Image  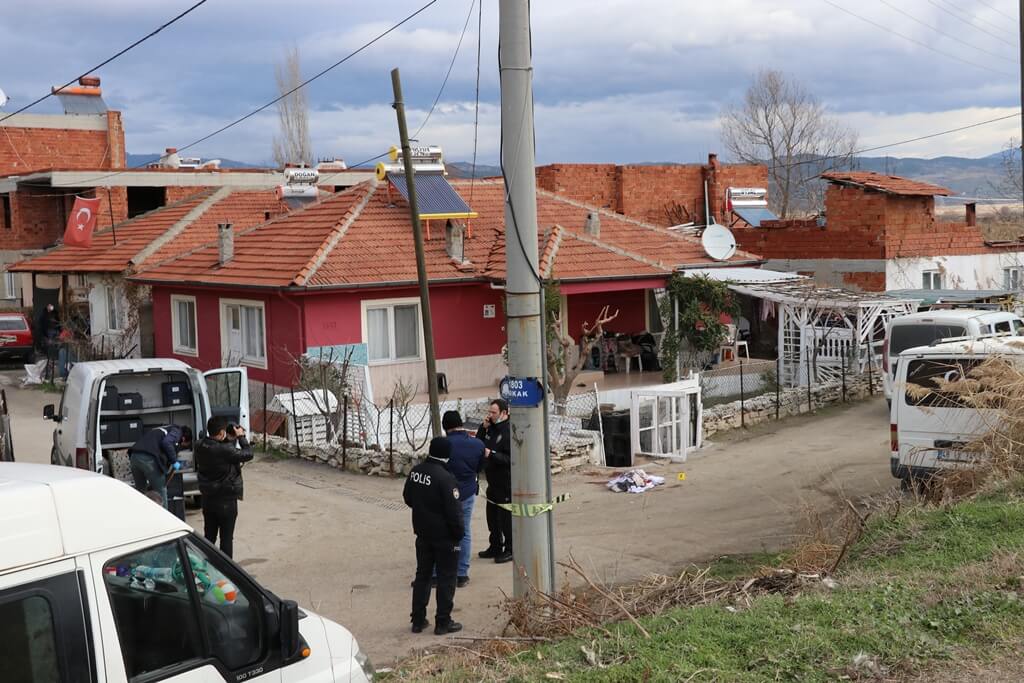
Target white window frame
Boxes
[170,294,199,357]
[219,298,267,369]
[2,268,17,300]
[361,297,424,365]
[1004,267,1021,291]
[921,270,943,291]
[105,284,125,332]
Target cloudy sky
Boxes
[1,0,1019,165]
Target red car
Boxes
[0,312,34,361]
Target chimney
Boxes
[445,220,465,262]
[159,147,181,169]
[218,223,234,265]
[584,212,600,237]
[966,202,977,227]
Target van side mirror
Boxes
[43,404,55,421]
[279,599,302,660]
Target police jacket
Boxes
[129,425,182,474]
[195,436,253,500]
[446,431,486,500]
[476,419,511,490]
[403,456,464,543]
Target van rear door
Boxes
[897,355,988,473]
[202,368,250,433]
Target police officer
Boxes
[476,399,512,563]
[129,424,192,509]
[403,437,464,635]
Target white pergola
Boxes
[726,280,920,387]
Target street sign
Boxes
[499,376,545,408]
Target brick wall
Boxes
[5,186,128,249]
[0,112,125,174]
[841,272,886,291]
[165,186,214,203]
[536,156,768,227]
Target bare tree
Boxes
[721,70,858,218]
[993,137,1022,198]
[272,46,313,167]
[547,305,619,405]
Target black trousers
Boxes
[485,486,513,554]
[411,536,458,626]
[202,496,238,558]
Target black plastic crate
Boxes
[98,419,117,443]
[119,417,143,444]
[117,392,143,411]
[101,385,119,411]
[161,381,190,407]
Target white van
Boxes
[883,310,1024,401]
[43,359,251,502]
[889,337,1021,484]
[0,463,373,681]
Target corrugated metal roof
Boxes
[387,173,475,218]
[682,267,805,284]
[269,390,338,416]
[733,206,778,228]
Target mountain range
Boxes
[127,152,1016,198]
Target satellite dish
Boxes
[0,88,8,109]
[701,223,737,261]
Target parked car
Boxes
[43,358,250,505]
[0,463,374,681]
[889,336,1021,486]
[0,311,34,361]
[882,309,1024,402]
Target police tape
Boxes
[490,493,570,517]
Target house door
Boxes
[224,304,243,365]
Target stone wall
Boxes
[702,374,884,439]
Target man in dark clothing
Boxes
[440,410,485,587]
[129,424,192,509]
[476,398,513,563]
[404,437,465,635]
[195,416,253,559]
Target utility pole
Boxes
[500,0,556,599]
[390,68,441,437]
[1019,0,1023,201]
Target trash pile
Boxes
[606,469,665,494]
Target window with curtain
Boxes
[172,295,197,355]
[365,301,420,362]
[105,285,124,331]
[221,301,266,367]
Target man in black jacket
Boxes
[476,398,512,563]
[403,437,464,635]
[129,424,192,509]
[195,415,253,558]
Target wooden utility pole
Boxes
[390,68,441,437]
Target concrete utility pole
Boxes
[390,68,442,437]
[1019,0,1023,200]
[499,0,556,599]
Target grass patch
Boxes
[385,481,1024,682]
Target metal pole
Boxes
[388,398,394,475]
[841,351,847,403]
[500,0,555,599]
[290,385,300,458]
[805,346,812,412]
[775,356,781,420]
[739,359,745,428]
[342,394,348,469]
[390,68,442,438]
[262,381,267,451]
[868,350,875,396]
[105,187,117,245]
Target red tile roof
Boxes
[821,171,951,197]
[9,189,289,274]
[133,178,761,289]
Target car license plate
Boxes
[936,449,974,464]
[0,335,15,345]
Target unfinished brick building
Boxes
[536,153,767,228]
[732,171,1024,293]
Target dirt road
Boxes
[2,371,895,666]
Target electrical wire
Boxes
[876,0,1016,63]
[0,0,211,123]
[822,0,1013,76]
[412,0,477,140]
[974,0,1016,22]
[923,0,1018,47]
[468,0,483,206]
[42,0,440,188]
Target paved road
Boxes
[1,370,896,666]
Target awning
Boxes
[732,206,778,227]
[387,173,477,220]
[681,267,804,285]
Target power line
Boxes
[974,0,1016,22]
[769,112,1022,172]
[412,0,477,140]
[923,0,1017,48]
[468,0,483,205]
[0,0,210,123]
[877,0,1016,63]
[822,0,1014,76]
[43,0,439,188]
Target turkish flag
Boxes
[63,196,101,248]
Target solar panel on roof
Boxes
[56,93,108,115]
[733,206,778,228]
[387,173,477,219]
